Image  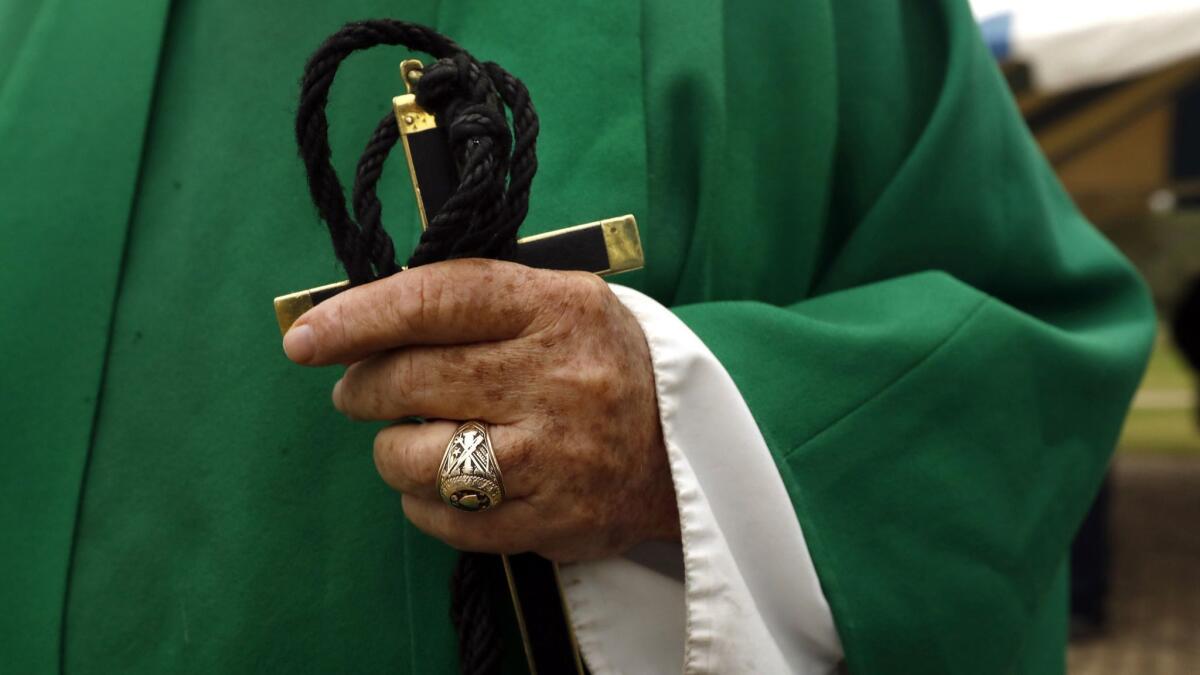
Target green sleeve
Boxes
[669,2,1155,673]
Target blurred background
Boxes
[969,2,1200,672]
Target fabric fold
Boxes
[561,284,842,675]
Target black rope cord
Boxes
[297,19,539,285]
[296,19,541,674]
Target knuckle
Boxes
[544,358,616,409]
[382,270,430,339]
[540,272,613,337]
[324,299,353,348]
[569,271,611,308]
[412,268,437,326]
[413,265,454,329]
[388,350,421,405]
[578,269,611,294]
[574,361,613,395]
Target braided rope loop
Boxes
[296,20,539,284]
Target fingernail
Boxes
[331,378,344,410]
[283,324,315,363]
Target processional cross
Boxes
[274,59,645,674]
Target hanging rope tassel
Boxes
[294,19,541,674]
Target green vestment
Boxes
[0,0,1154,673]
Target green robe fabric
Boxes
[0,0,1153,673]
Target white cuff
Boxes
[559,285,844,674]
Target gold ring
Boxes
[437,421,505,512]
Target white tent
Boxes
[972,0,1200,92]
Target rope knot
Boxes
[447,106,510,150]
[416,53,495,120]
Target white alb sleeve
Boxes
[559,285,844,674]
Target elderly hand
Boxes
[283,259,679,562]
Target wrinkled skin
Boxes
[283,259,679,562]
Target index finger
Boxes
[283,258,540,366]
